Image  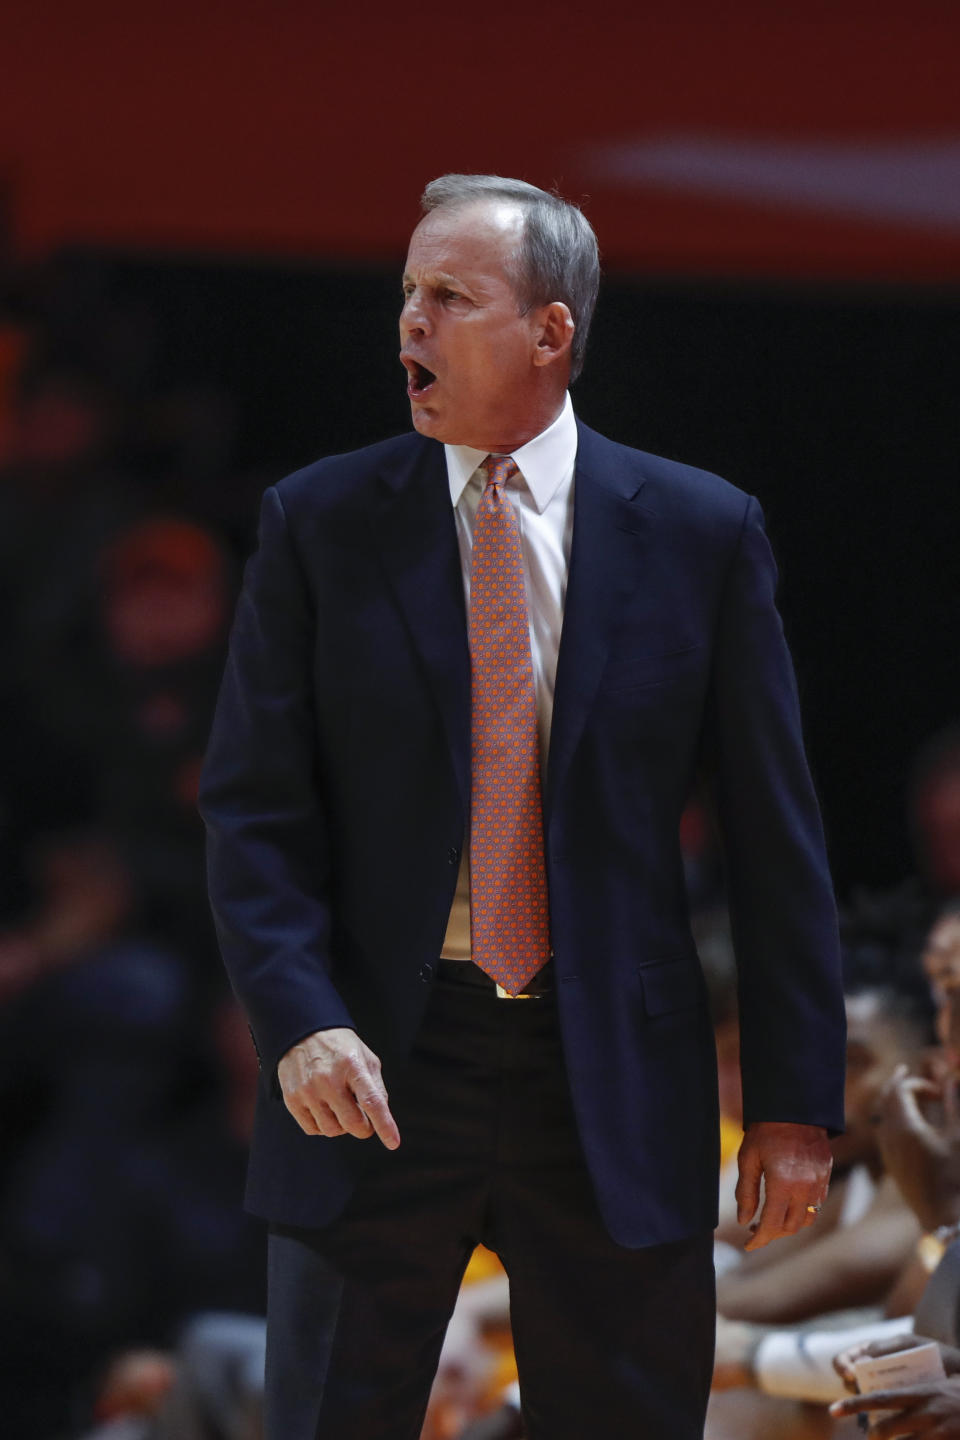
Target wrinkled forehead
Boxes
[405,200,525,282]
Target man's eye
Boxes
[441,289,463,302]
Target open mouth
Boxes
[403,357,437,400]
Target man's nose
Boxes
[400,291,431,338]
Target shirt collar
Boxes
[444,391,577,514]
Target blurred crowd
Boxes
[0,268,266,1438]
[2,267,960,1440]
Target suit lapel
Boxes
[366,423,654,833]
[368,436,471,821]
[545,422,655,826]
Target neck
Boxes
[470,394,567,454]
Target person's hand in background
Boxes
[875,1065,960,1232]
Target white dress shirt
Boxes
[440,392,578,961]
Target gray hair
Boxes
[420,174,600,383]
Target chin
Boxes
[410,405,442,438]
[411,407,467,447]
[409,402,482,448]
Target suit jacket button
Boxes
[447,847,460,865]
[419,962,434,983]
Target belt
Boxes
[436,957,554,999]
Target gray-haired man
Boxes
[199,174,845,1437]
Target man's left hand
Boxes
[736,1120,832,1251]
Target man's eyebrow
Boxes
[402,269,473,291]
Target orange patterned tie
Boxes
[468,455,551,995]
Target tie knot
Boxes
[481,455,519,491]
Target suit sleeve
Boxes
[198,484,355,1082]
[710,495,846,1134]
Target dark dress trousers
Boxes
[198,418,846,1434]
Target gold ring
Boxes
[807,1203,822,1214]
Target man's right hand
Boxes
[277,1028,400,1149]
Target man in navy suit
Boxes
[198,174,846,1439]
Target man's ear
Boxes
[532,302,575,370]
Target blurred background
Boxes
[1,2,958,1437]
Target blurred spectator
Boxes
[425,1248,514,1440]
[87,1349,176,1437]
[115,997,266,1338]
[81,1314,265,1440]
[831,1332,960,1432]
[922,903,960,1068]
[0,366,135,709]
[0,510,237,1431]
[706,908,960,1438]
[0,925,191,1437]
[3,515,233,980]
[458,1388,524,1440]
[910,731,960,904]
[837,729,960,1013]
[0,297,243,1434]
[88,517,233,978]
[708,981,931,1438]
[858,906,960,1260]
[708,1229,960,1423]
[0,993,265,1439]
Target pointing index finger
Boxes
[354,1079,401,1150]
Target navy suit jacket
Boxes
[198,418,846,1247]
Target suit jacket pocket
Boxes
[600,644,703,695]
